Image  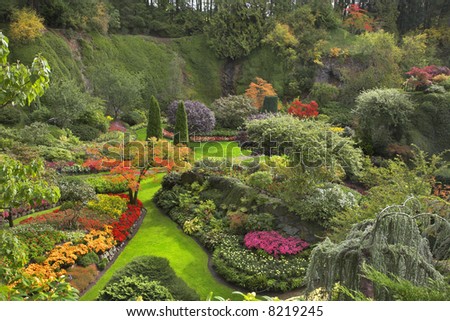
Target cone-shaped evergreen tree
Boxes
[146,95,163,140]
[173,101,189,145]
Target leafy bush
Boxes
[353,88,415,153]
[245,213,274,231]
[167,100,215,134]
[77,251,100,267]
[19,122,58,146]
[99,275,173,301]
[58,178,96,204]
[69,124,101,141]
[121,110,147,126]
[84,176,128,194]
[310,82,339,106]
[39,146,74,162]
[106,256,199,300]
[210,95,257,129]
[296,184,359,227]
[0,105,21,125]
[248,171,273,189]
[261,96,279,114]
[212,236,308,292]
[246,115,364,178]
[87,194,128,219]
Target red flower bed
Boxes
[111,194,144,242]
[244,231,309,258]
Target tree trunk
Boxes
[8,212,14,228]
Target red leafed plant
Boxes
[344,4,375,33]
[111,194,143,242]
[244,231,309,258]
[288,99,319,119]
[405,65,450,90]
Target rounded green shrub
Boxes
[248,171,273,189]
[210,95,257,129]
[77,251,100,267]
[106,256,199,300]
[99,275,173,301]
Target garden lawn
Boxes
[190,141,250,161]
[81,174,235,301]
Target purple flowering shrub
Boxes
[244,231,309,258]
[167,100,216,134]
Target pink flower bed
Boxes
[244,231,309,258]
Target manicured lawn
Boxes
[190,141,250,161]
[81,174,235,301]
[13,207,60,225]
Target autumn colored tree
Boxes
[343,4,375,34]
[288,99,319,119]
[245,77,277,110]
[10,8,45,42]
[0,32,51,109]
[85,138,191,205]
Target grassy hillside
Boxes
[9,30,84,85]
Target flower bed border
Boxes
[79,206,147,298]
[163,129,237,142]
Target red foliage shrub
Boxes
[288,99,319,119]
[111,194,143,242]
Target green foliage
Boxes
[146,95,162,140]
[77,251,100,268]
[210,95,257,129]
[42,79,106,128]
[261,96,278,114]
[306,199,444,300]
[90,63,144,119]
[248,171,273,189]
[87,194,128,219]
[245,213,274,231]
[310,82,339,107]
[212,236,308,292]
[173,101,189,145]
[84,176,128,194]
[408,92,450,156]
[206,0,267,59]
[362,265,450,301]
[353,88,415,153]
[296,184,358,227]
[99,275,173,301]
[106,256,199,301]
[0,32,50,109]
[68,124,101,141]
[0,156,60,227]
[58,177,96,205]
[246,115,364,178]
[121,109,146,126]
[340,31,403,106]
[332,151,439,238]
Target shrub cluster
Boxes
[167,100,216,134]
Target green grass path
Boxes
[81,175,235,301]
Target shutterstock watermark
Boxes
[96,132,351,171]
